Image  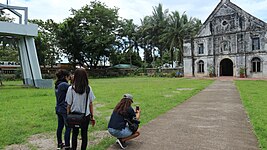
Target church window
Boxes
[251,57,261,73]
[237,34,243,42]
[198,43,204,54]
[252,37,260,50]
[222,20,228,26]
[220,41,231,52]
[198,60,204,73]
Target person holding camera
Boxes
[108,94,141,149]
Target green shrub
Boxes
[2,74,16,81]
[42,74,54,79]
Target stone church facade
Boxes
[183,0,267,78]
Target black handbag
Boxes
[66,112,85,128]
[125,118,140,133]
[67,87,90,128]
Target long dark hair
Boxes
[73,68,88,94]
[114,98,133,116]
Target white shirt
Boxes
[65,86,96,116]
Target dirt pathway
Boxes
[5,131,111,150]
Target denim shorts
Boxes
[108,127,133,138]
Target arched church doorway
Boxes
[220,58,233,76]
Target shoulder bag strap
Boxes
[124,118,134,125]
[84,86,90,116]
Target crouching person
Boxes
[108,94,141,149]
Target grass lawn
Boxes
[0,77,213,149]
[235,80,267,150]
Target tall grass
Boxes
[0,77,213,149]
[235,80,267,150]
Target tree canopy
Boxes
[137,4,202,67]
[30,19,60,68]
[0,11,18,62]
[15,1,202,69]
[53,2,202,69]
[57,1,121,68]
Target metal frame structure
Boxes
[0,3,52,88]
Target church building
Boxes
[183,0,267,78]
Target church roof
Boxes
[197,0,267,37]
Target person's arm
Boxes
[89,102,95,126]
[129,107,140,120]
[67,104,71,114]
[135,109,141,120]
[88,86,96,126]
[65,87,72,114]
[89,102,94,118]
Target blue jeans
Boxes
[56,112,71,147]
[108,127,133,138]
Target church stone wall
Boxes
[183,0,267,78]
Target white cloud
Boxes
[0,0,266,24]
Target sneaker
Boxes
[64,147,72,150]
[57,143,65,149]
[116,139,127,149]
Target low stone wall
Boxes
[87,68,136,77]
[146,68,183,75]
[87,68,183,78]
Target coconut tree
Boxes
[116,19,140,66]
[163,11,187,66]
[187,17,202,75]
[150,3,169,64]
[137,16,154,66]
[163,11,202,67]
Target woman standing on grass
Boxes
[108,94,141,149]
[55,69,72,150]
[66,68,96,150]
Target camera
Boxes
[136,106,139,111]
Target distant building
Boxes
[0,61,20,74]
[183,0,267,78]
[0,61,73,75]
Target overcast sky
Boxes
[1,0,267,25]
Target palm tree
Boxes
[120,19,139,65]
[163,11,188,67]
[137,3,202,68]
[163,11,202,67]
[150,3,169,64]
[187,17,202,76]
[137,16,154,66]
